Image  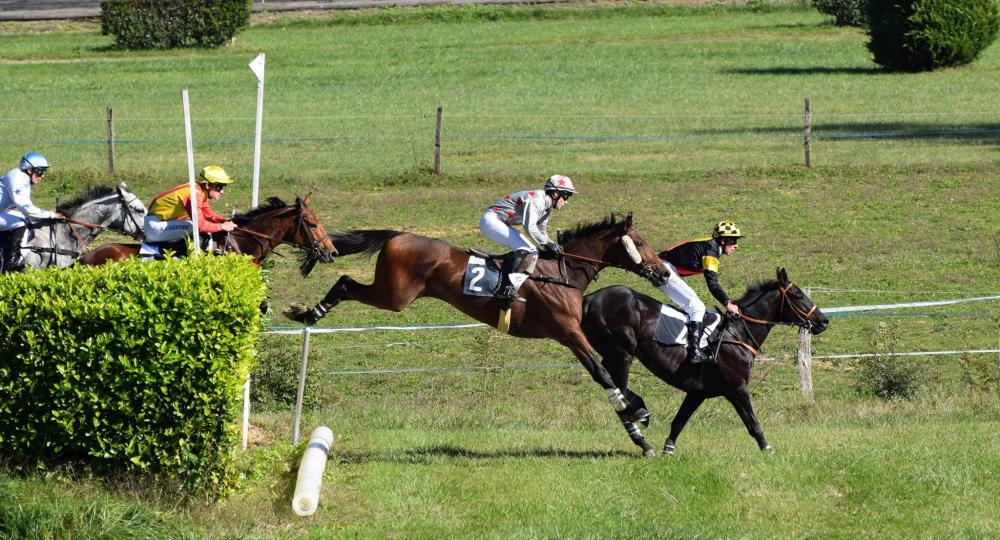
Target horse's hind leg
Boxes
[285,274,356,324]
[723,385,771,452]
[663,393,705,455]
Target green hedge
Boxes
[866,0,1000,72]
[812,0,868,26]
[0,256,266,498]
[100,0,252,50]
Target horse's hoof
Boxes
[631,408,651,428]
[762,445,774,454]
[282,303,310,323]
[643,448,657,458]
[663,443,675,456]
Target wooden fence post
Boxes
[803,98,812,167]
[106,106,116,174]
[434,106,442,175]
[797,287,814,396]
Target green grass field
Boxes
[1,2,999,538]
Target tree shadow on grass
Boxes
[694,121,1000,142]
[339,444,636,465]
[723,66,880,76]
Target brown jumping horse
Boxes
[77,196,337,275]
[283,213,669,425]
[581,268,829,456]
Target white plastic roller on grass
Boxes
[292,426,334,516]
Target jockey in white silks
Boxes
[0,152,61,271]
[478,174,577,301]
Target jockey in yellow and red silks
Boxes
[144,165,237,244]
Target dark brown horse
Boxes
[77,196,337,274]
[581,268,829,456]
[284,213,669,416]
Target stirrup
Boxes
[687,347,708,364]
[501,284,525,303]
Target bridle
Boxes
[721,282,818,359]
[738,282,818,330]
[225,204,333,262]
[28,187,145,263]
[116,186,146,239]
[554,233,665,287]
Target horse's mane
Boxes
[232,197,289,225]
[557,213,628,245]
[733,279,780,306]
[56,185,117,214]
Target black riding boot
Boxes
[686,321,708,364]
[2,226,26,272]
[499,250,528,303]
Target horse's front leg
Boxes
[601,349,654,457]
[723,385,771,452]
[664,393,705,456]
[564,332,655,457]
[600,350,650,427]
[563,332,626,411]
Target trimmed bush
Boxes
[866,0,1000,72]
[854,321,925,400]
[812,0,868,27]
[0,256,266,498]
[100,0,252,50]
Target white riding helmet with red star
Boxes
[544,174,577,196]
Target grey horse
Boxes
[21,183,147,269]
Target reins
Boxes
[720,281,818,359]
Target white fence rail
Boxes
[252,294,1000,445]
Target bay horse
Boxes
[581,268,829,456]
[77,196,337,275]
[18,183,147,269]
[283,213,669,417]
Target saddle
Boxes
[139,236,216,260]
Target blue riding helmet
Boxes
[19,152,50,172]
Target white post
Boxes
[292,326,312,444]
[241,373,251,450]
[292,426,334,516]
[249,53,266,209]
[797,287,814,396]
[182,89,200,253]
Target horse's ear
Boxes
[303,193,313,206]
[624,212,634,229]
[777,267,788,283]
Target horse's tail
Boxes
[329,229,403,257]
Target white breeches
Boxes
[479,211,537,254]
[0,212,26,231]
[657,260,705,322]
[144,214,192,243]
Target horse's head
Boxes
[617,213,670,286]
[115,182,148,240]
[559,212,668,286]
[772,268,828,334]
[290,194,338,274]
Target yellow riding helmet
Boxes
[199,165,233,185]
[713,220,742,239]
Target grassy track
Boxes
[1,2,999,538]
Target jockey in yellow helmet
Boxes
[144,165,236,245]
[657,220,743,364]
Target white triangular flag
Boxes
[249,53,265,82]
